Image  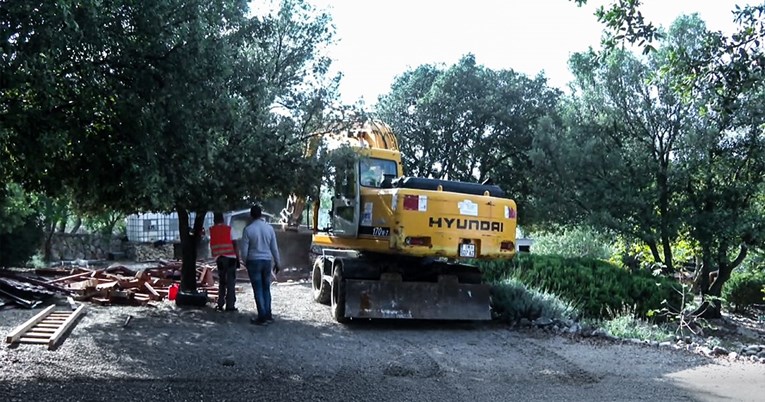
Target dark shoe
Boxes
[265,315,274,322]
[225,307,238,312]
[215,306,224,312]
[250,317,267,326]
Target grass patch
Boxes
[593,308,674,342]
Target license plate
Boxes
[459,243,476,258]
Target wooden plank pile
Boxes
[44,260,225,306]
[1,260,247,309]
[0,274,59,309]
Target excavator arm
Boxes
[279,121,399,231]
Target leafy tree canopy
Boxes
[376,54,561,222]
[534,12,765,317]
[1,0,339,291]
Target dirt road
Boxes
[1,282,763,401]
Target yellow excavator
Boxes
[283,121,517,322]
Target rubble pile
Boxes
[0,260,233,309]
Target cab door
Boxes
[330,157,360,237]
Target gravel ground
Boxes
[2,281,764,402]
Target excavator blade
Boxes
[344,276,492,321]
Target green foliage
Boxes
[737,249,765,274]
[0,214,43,268]
[83,211,126,236]
[0,183,36,234]
[531,13,765,317]
[483,254,682,319]
[599,312,674,342]
[2,0,339,213]
[2,0,341,285]
[376,54,561,223]
[0,184,43,268]
[722,269,765,312]
[530,226,616,259]
[531,43,689,273]
[490,277,580,323]
[26,253,48,269]
[647,282,706,337]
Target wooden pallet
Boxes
[5,304,86,350]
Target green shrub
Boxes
[530,226,616,259]
[598,312,674,342]
[722,269,765,312]
[480,259,513,283]
[0,215,43,268]
[481,253,682,319]
[490,277,579,322]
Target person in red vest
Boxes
[210,212,239,311]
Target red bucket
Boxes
[168,283,179,301]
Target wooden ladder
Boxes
[5,304,86,350]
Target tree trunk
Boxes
[661,235,674,273]
[693,245,747,319]
[647,240,662,265]
[57,214,67,233]
[177,208,207,293]
[43,221,56,262]
[70,216,82,234]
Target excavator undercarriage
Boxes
[311,252,491,321]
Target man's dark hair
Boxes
[250,204,262,219]
[213,212,225,224]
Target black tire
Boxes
[312,260,331,305]
[331,263,349,323]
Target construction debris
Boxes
[0,276,57,309]
[0,260,242,309]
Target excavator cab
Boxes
[318,153,399,237]
[328,158,359,237]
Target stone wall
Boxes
[49,233,126,261]
[125,242,176,261]
[48,234,212,262]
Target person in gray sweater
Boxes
[240,204,281,325]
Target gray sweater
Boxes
[240,219,281,265]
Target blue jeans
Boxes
[246,259,272,320]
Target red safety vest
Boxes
[209,224,236,258]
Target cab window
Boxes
[359,158,397,188]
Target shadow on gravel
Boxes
[66,302,327,381]
[342,318,502,332]
[3,284,760,402]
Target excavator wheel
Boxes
[312,259,330,305]
[331,263,349,323]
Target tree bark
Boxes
[647,240,662,265]
[693,244,748,319]
[177,208,207,293]
[57,214,67,233]
[661,235,674,273]
[70,216,82,234]
[43,221,56,262]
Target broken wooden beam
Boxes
[46,269,97,284]
[143,283,161,300]
[0,288,43,309]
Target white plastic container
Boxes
[125,212,214,243]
